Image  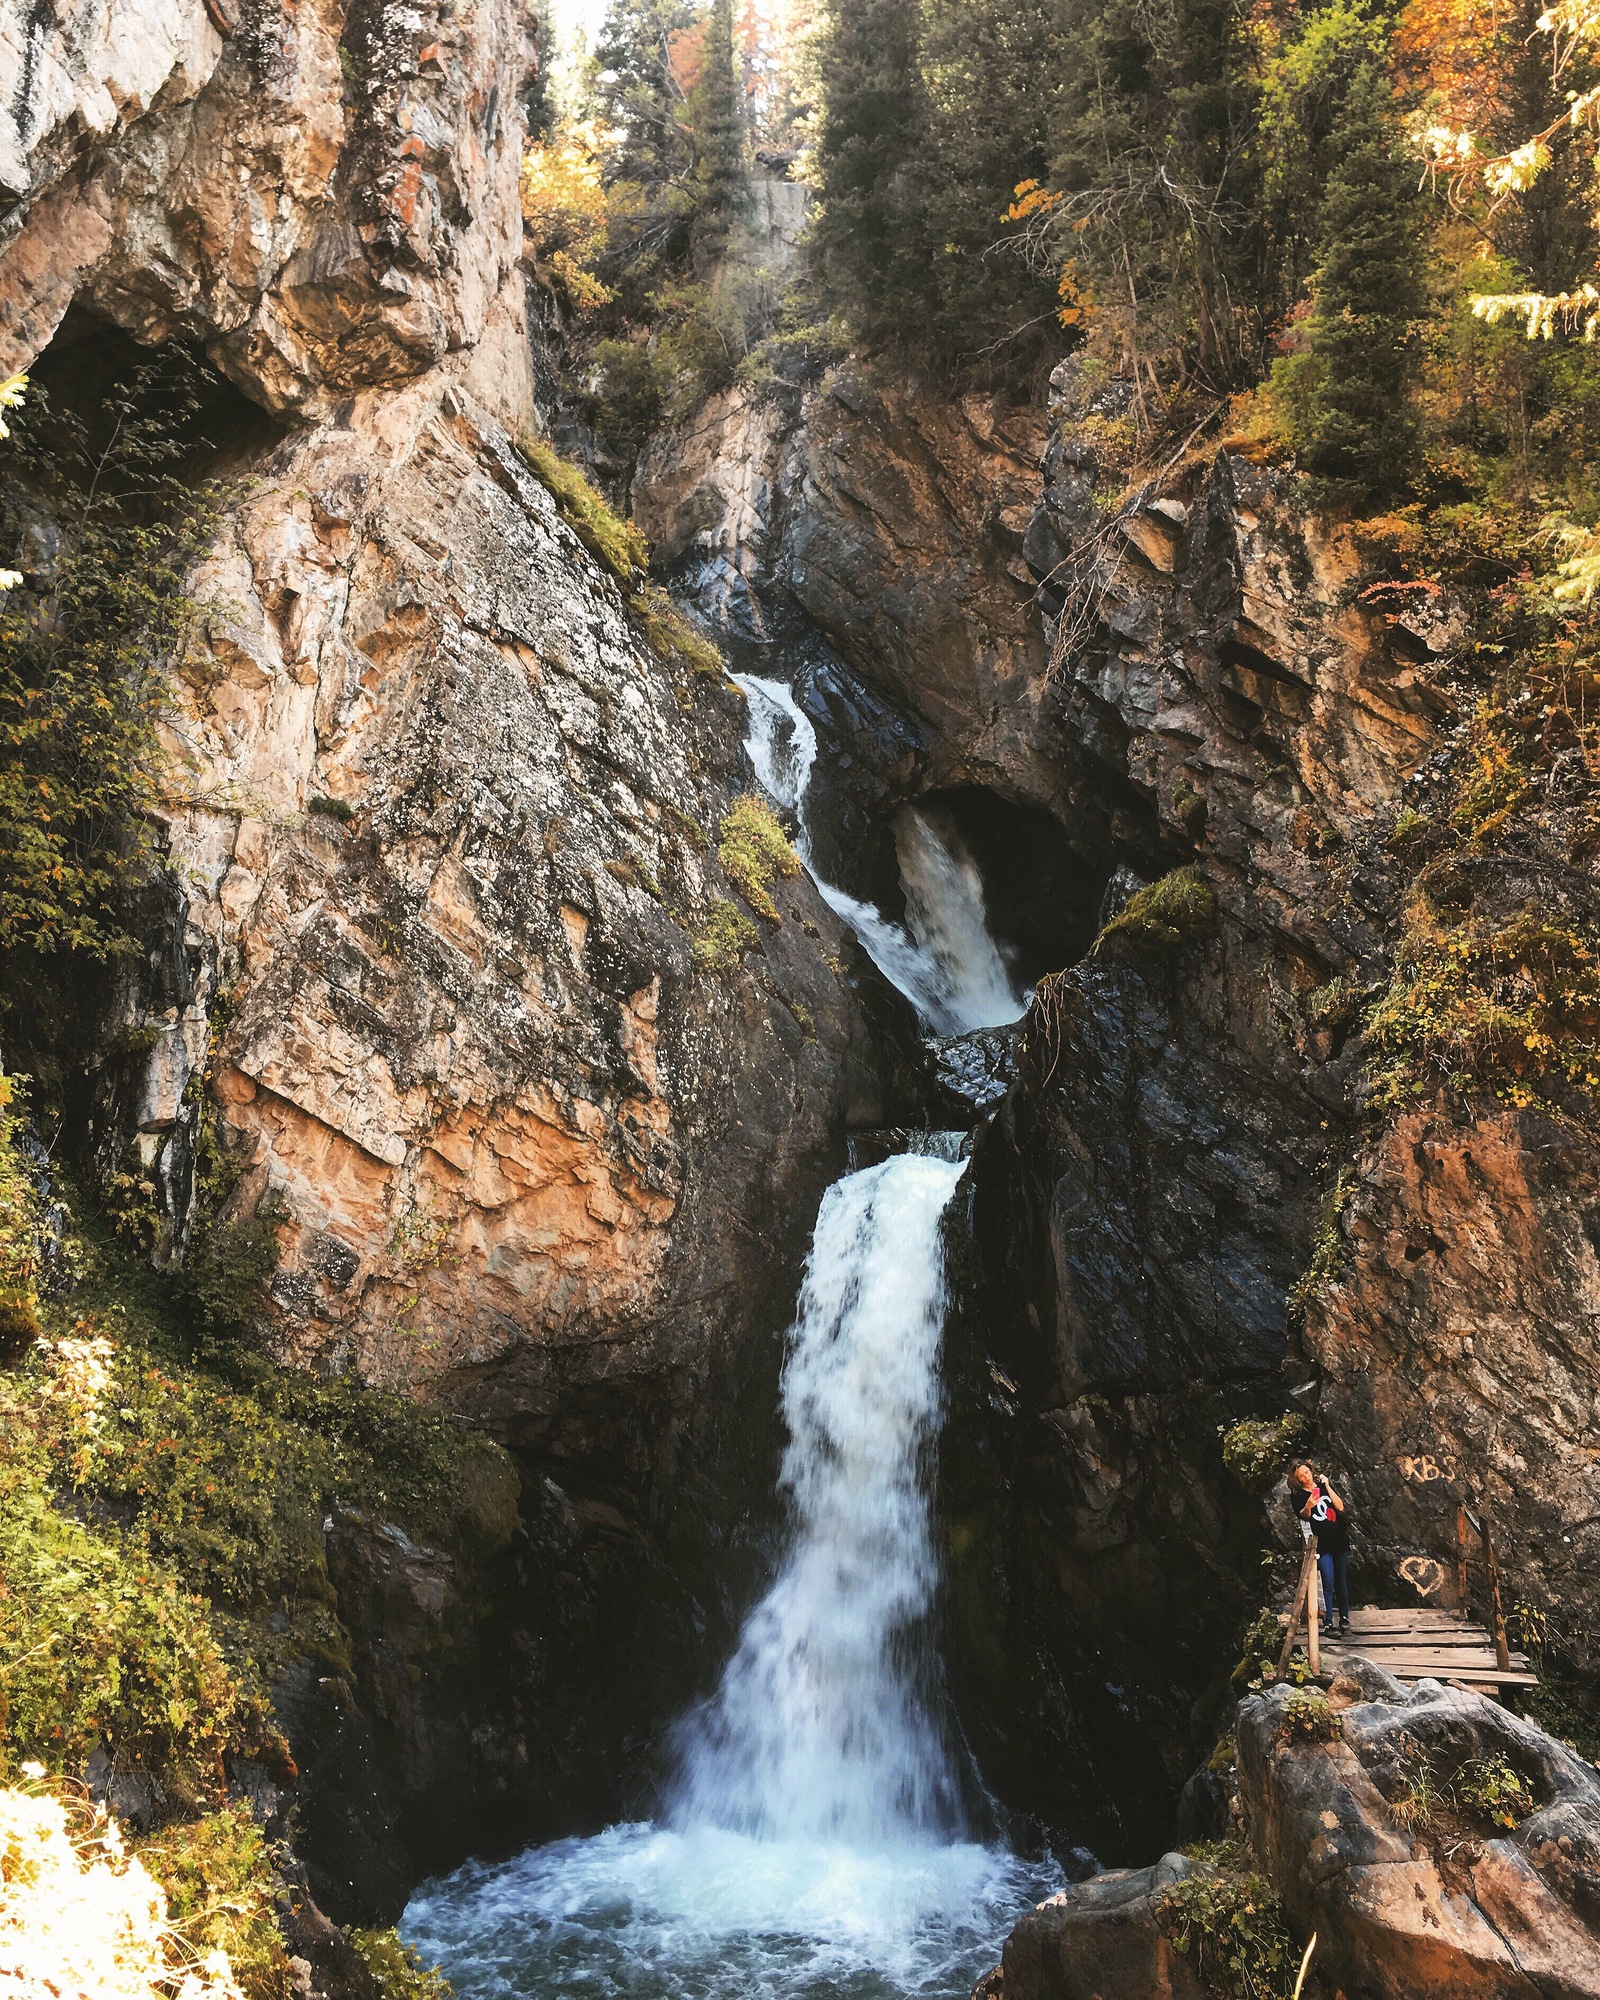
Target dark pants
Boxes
[1319,1547,1350,1625]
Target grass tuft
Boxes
[717,795,802,924]
[1094,866,1215,958]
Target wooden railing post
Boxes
[1456,1502,1471,1618]
[1308,1566,1321,1676]
[1482,1514,1511,1673]
[1278,1543,1318,1677]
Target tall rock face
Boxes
[633,368,1056,804]
[164,384,881,1448]
[0,0,535,418]
[1,0,888,1908]
[961,359,1600,1854]
[622,350,1600,1860]
[631,367,1121,971]
[3,0,883,1451]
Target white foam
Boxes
[669,1154,966,1842]
[401,1154,1059,1998]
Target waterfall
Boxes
[400,1149,1058,2000]
[668,1152,966,1843]
[735,675,1026,1035]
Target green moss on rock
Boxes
[1094,867,1216,958]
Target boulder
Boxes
[1238,1674,1600,1998]
[994,1853,1206,2000]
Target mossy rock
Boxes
[1094,866,1215,959]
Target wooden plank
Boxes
[1320,1656,1528,1672]
[1324,1657,1538,1684]
[1334,1611,1476,1627]
[1341,1639,1530,1660]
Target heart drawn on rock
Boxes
[1399,1555,1445,1597]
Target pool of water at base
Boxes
[400,1821,1061,2000]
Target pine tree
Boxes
[1299,61,1428,499]
[811,0,933,342]
[691,0,749,272]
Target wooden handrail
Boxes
[1277,1543,1320,1677]
[1482,1514,1511,1673]
[1456,1502,1471,1619]
[1455,1498,1513,1672]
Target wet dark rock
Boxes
[990,1853,1206,2000]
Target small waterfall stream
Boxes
[401,1150,1057,1998]
[735,675,1026,1037]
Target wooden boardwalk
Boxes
[1281,1603,1537,1693]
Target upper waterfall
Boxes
[735,675,1027,1036]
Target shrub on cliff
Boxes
[1156,1843,1299,2000]
[521,437,648,587]
[693,897,761,971]
[1221,1413,1309,1488]
[717,793,802,922]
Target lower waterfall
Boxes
[401,1150,1058,1999]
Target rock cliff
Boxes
[1,0,890,1915]
[627,344,1600,1857]
[951,359,1600,1848]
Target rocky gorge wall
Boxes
[0,0,898,1921]
[635,348,1600,1860]
[5,0,1599,1950]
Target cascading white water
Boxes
[400,1151,1058,2000]
[735,675,1026,1036]
[668,1152,966,1844]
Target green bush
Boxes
[693,898,760,972]
[0,1073,41,1354]
[1280,1688,1343,1743]
[1221,1414,1309,1488]
[351,1929,453,2000]
[1232,1608,1282,1686]
[1288,1167,1357,1315]
[718,794,802,923]
[1455,1752,1535,1830]
[136,1801,290,1998]
[1156,1858,1298,2000]
[0,1375,281,1793]
[1094,867,1216,958]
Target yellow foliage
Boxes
[0,1780,242,2000]
[520,132,613,312]
[717,794,802,923]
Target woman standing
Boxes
[1290,1462,1350,1636]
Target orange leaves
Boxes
[1004,177,1062,224]
[519,132,615,313]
